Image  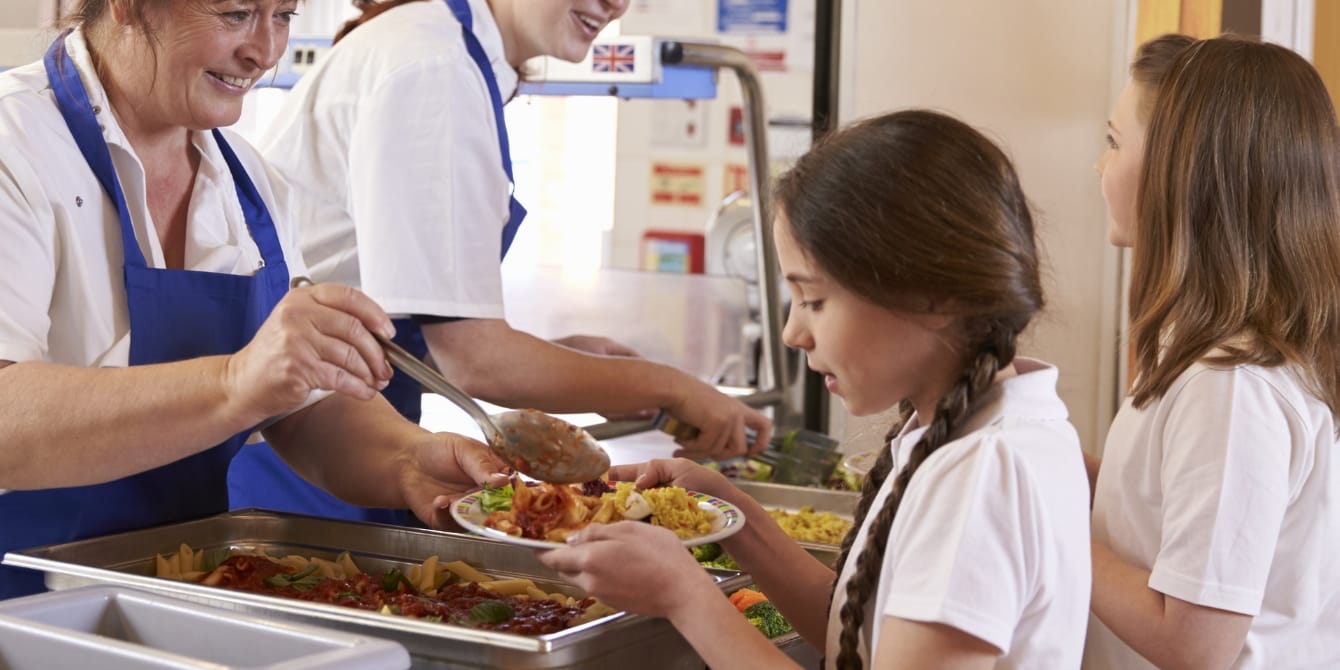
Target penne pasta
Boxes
[442,560,490,584]
[336,551,361,577]
[478,578,536,596]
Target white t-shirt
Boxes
[259,0,515,320]
[0,29,309,369]
[1086,362,1340,669]
[826,358,1092,669]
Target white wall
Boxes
[0,0,55,29]
[831,0,1133,454]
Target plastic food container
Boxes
[0,585,410,669]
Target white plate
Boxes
[451,488,745,550]
[842,449,881,477]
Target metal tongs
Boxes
[290,277,610,483]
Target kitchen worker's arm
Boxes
[421,318,772,460]
[0,284,393,490]
[262,392,507,528]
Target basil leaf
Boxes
[199,548,231,573]
[264,563,320,589]
[382,568,411,592]
[289,573,323,592]
[469,600,514,624]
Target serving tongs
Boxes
[290,277,610,484]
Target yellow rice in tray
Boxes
[609,482,713,539]
[767,506,852,545]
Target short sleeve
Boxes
[346,57,507,320]
[882,437,1032,654]
[1148,368,1295,615]
[0,140,55,364]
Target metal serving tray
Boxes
[4,509,749,670]
[732,480,858,567]
[732,480,859,517]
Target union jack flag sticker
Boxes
[591,43,636,73]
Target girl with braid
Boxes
[1086,35,1340,669]
[541,109,1093,669]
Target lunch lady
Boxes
[0,2,507,599]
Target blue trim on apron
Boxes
[0,35,289,599]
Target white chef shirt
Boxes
[259,0,516,320]
[826,359,1092,669]
[0,28,309,369]
[1085,361,1340,669]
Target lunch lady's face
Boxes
[522,0,630,63]
[132,1,295,129]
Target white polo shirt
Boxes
[825,359,1092,669]
[0,28,308,369]
[259,0,515,321]
[1086,361,1340,669]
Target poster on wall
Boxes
[716,0,814,72]
[723,163,749,196]
[717,0,789,34]
[650,163,706,207]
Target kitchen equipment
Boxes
[290,276,609,484]
[0,585,409,669]
[4,509,749,669]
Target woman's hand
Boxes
[225,282,395,420]
[399,430,510,528]
[664,378,773,461]
[538,521,721,618]
[608,458,737,500]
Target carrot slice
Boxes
[730,588,769,612]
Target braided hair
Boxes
[774,110,1042,668]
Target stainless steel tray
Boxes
[732,480,858,567]
[732,480,859,517]
[4,509,748,670]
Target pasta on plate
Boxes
[484,477,715,543]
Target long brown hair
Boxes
[1129,35,1340,417]
[1129,33,1194,122]
[775,110,1043,668]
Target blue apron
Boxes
[225,0,525,523]
[0,36,290,599]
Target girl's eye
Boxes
[1105,134,1118,150]
[799,299,824,312]
[222,11,251,24]
[278,11,299,24]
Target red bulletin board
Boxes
[640,230,705,274]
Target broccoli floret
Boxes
[691,543,723,563]
[743,601,793,639]
[701,552,739,571]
